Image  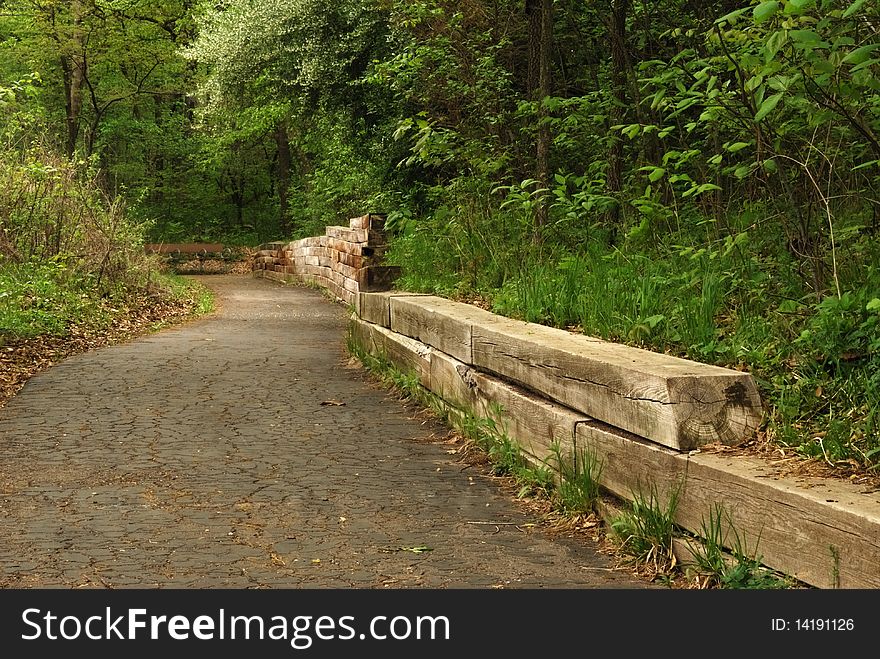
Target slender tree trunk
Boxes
[275,121,292,236]
[606,0,629,244]
[527,0,553,239]
[61,56,85,158]
[60,0,86,158]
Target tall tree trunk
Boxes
[60,0,86,158]
[606,0,629,244]
[527,0,553,239]
[275,121,292,236]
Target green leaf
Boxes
[745,75,765,92]
[784,0,814,15]
[648,167,666,182]
[754,92,783,122]
[768,74,792,91]
[867,298,880,312]
[842,43,880,65]
[852,58,880,73]
[716,7,748,25]
[852,159,879,171]
[764,30,789,62]
[762,159,779,173]
[842,0,867,19]
[623,124,641,139]
[753,1,780,24]
[727,142,751,153]
[790,30,829,50]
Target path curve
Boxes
[0,275,652,589]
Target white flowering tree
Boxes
[185,0,387,236]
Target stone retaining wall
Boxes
[252,214,401,306]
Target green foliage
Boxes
[0,138,207,342]
[0,261,108,338]
[687,503,793,589]
[4,0,880,478]
[609,481,681,573]
[548,442,604,515]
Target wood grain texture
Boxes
[351,319,432,388]
[470,371,587,464]
[682,451,880,589]
[371,294,762,449]
[389,296,478,363]
[575,422,880,588]
[359,293,432,328]
[429,350,479,413]
[471,318,761,450]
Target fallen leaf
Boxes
[403,545,431,553]
[378,545,433,554]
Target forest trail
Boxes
[0,274,652,589]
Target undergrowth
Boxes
[386,201,880,474]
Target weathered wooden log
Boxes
[575,422,880,588]
[469,371,587,465]
[473,319,761,450]
[357,292,429,327]
[388,295,500,364]
[380,295,761,450]
[350,319,431,387]
[428,350,478,413]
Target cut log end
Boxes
[671,376,763,450]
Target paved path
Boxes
[0,275,652,589]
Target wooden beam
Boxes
[350,319,432,388]
[377,295,762,450]
[429,350,479,413]
[575,422,880,588]
[469,371,587,465]
[471,316,762,451]
[359,292,431,328]
[389,295,480,363]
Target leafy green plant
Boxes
[687,503,792,589]
[609,480,682,573]
[549,442,604,514]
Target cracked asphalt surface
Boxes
[0,274,653,589]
